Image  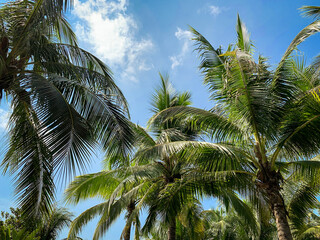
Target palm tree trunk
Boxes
[123,201,135,240]
[167,218,176,240]
[257,164,293,240]
[271,195,293,240]
[123,223,132,240]
[266,184,293,240]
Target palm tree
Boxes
[201,208,251,240]
[65,163,141,240]
[285,178,320,240]
[114,74,257,240]
[150,13,320,240]
[0,0,133,218]
[0,205,74,240]
[200,205,277,240]
[37,206,74,240]
[66,74,257,240]
[142,200,205,240]
[65,73,194,240]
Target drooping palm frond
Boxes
[0,0,134,218]
[275,20,320,78]
[177,200,205,239]
[189,26,226,102]
[300,6,320,20]
[134,140,254,172]
[38,206,73,240]
[149,105,247,142]
[273,91,320,162]
[2,95,54,219]
[67,202,111,240]
[287,183,320,232]
[64,170,123,204]
[277,157,320,182]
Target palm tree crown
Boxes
[151,14,320,240]
[0,0,133,218]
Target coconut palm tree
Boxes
[150,13,320,240]
[142,200,205,240]
[111,74,257,240]
[65,74,256,240]
[37,206,74,240]
[64,73,194,240]
[65,161,141,240]
[285,177,320,240]
[0,205,75,240]
[0,0,133,219]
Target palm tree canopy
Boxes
[149,14,320,240]
[0,0,134,218]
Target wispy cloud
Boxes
[72,0,153,82]
[0,109,9,130]
[209,5,221,16]
[169,28,192,69]
[198,5,226,17]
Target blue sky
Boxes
[0,0,320,239]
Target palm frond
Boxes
[68,202,110,240]
[2,95,54,219]
[149,106,246,142]
[64,170,122,204]
[288,183,320,231]
[275,20,320,77]
[236,14,253,52]
[300,6,320,20]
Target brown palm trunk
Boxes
[123,223,132,240]
[123,201,135,240]
[167,218,176,240]
[271,194,293,240]
[257,163,293,240]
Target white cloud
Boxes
[0,109,9,130]
[72,0,153,82]
[169,28,192,69]
[209,5,221,16]
[198,5,225,17]
[169,56,181,69]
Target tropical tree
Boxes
[122,74,257,240]
[0,0,133,219]
[142,200,205,240]
[0,206,74,240]
[0,226,38,240]
[37,206,74,240]
[0,208,39,240]
[199,203,277,240]
[150,12,320,240]
[201,208,253,240]
[66,74,258,240]
[129,75,257,240]
[65,162,141,240]
[65,73,195,240]
[285,177,320,240]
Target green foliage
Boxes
[0,206,72,240]
[150,11,320,240]
[0,226,38,240]
[0,0,133,219]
